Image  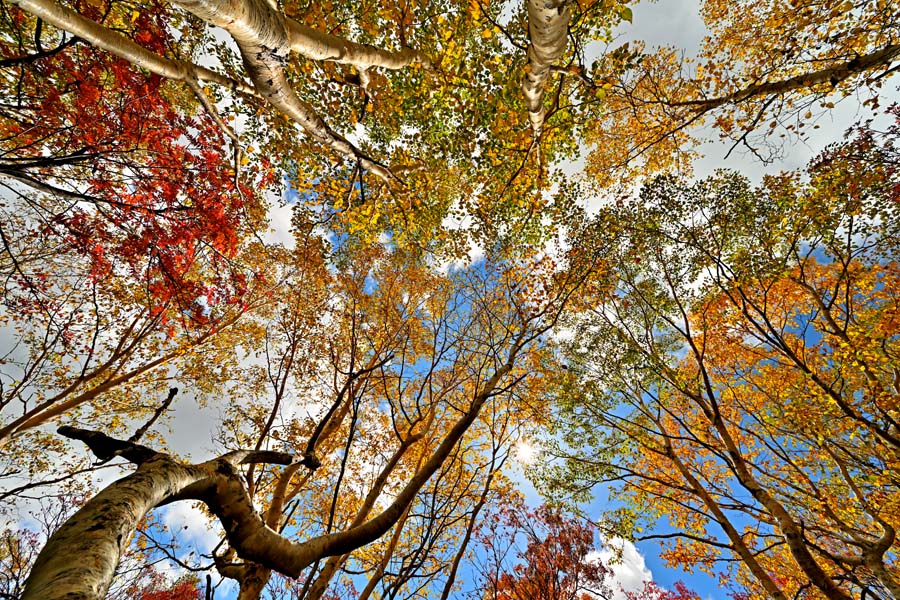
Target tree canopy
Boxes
[0,0,898,597]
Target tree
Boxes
[0,527,40,598]
[477,502,614,600]
[3,0,899,596]
[474,501,701,600]
[543,114,900,600]
[0,0,279,453]
[216,247,589,600]
[574,0,900,186]
[19,249,592,599]
[0,0,270,301]
[0,0,636,253]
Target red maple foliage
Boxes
[490,504,612,600]
[477,502,701,600]
[138,579,202,600]
[1,1,274,315]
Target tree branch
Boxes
[8,0,259,97]
[673,45,900,111]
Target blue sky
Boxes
[4,0,897,595]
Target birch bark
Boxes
[7,0,256,95]
[9,0,433,182]
[522,0,571,138]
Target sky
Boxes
[123,0,900,595]
[2,0,898,596]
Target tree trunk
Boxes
[522,0,571,137]
[659,434,790,600]
[7,0,256,94]
[22,340,522,599]
[302,431,423,600]
[23,454,207,599]
[171,0,393,181]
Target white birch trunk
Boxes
[286,21,431,69]
[10,0,432,182]
[169,0,394,181]
[522,0,571,138]
[23,455,206,599]
[7,0,256,95]
[22,342,521,599]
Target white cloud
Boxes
[161,501,219,555]
[265,194,297,250]
[589,537,654,600]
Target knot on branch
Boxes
[58,426,159,465]
[299,452,321,470]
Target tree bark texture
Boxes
[675,44,900,111]
[522,0,571,137]
[23,446,208,598]
[21,428,298,600]
[7,0,256,95]
[8,0,430,183]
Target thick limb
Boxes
[522,0,571,137]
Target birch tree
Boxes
[18,247,591,599]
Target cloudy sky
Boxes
[4,0,896,596]
[157,0,899,595]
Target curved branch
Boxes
[171,0,396,182]
[23,327,526,600]
[286,21,431,69]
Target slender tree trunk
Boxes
[659,435,790,600]
[7,0,255,94]
[675,44,900,111]
[677,308,855,600]
[356,438,430,600]
[438,465,497,600]
[356,502,415,600]
[708,414,853,600]
[867,560,900,600]
[302,432,422,600]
